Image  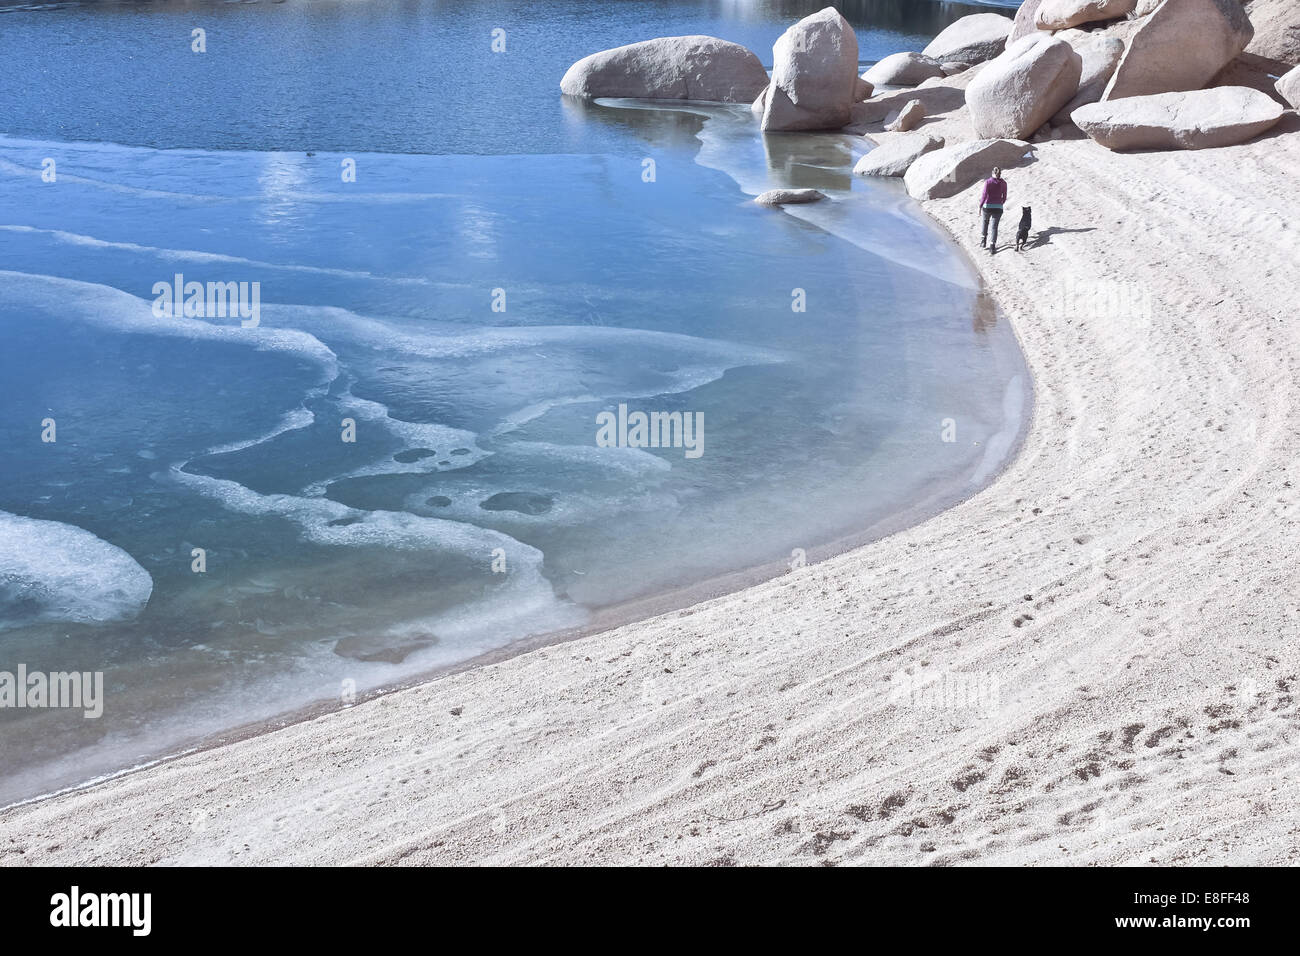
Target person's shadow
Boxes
[1031,226,1097,248]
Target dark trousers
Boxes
[981,207,1003,246]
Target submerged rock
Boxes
[560,35,769,102]
[760,6,860,131]
[333,633,436,664]
[480,491,555,515]
[393,448,437,463]
[1072,86,1286,150]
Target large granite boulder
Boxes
[968,34,1083,139]
[560,36,769,102]
[1009,0,1048,45]
[761,7,860,131]
[1051,31,1126,123]
[1244,0,1300,66]
[1036,0,1137,31]
[922,13,1014,65]
[1072,86,1285,149]
[902,138,1035,200]
[1277,64,1300,109]
[1103,0,1254,100]
[854,132,944,177]
[862,51,946,87]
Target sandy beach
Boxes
[3,102,1298,865]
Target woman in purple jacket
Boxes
[979,167,1008,253]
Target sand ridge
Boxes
[2,125,1299,866]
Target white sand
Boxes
[4,124,1300,866]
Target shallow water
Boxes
[0,0,1026,805]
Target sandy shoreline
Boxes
[4,115,1300,865]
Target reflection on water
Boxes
[0,0,1015,154]
[0,0,1027,807]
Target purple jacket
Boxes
[980,176,1008,208]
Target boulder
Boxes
[885,99,927,132]
[854,83,967,125]
[854,77,875,102]
[1278,64,1300,108]
[902,138,1035,200]
[1132,0,1164,15]
[761,7,860,131]
[1212,52,1293,104]
[968,34,1083,139]
[1036,0,1137,31]
[1072,85,1285,149]
[862,51,945,87]
[1050,31,1126,123]
[922,13,1015,65]
[755,188,826,205]
[1244,0,1300,66]
[560,36,770,102]
[940,61,974,76]
[1009,0,1048,45]
[1103,0,1254,100]
[853,132,945,176]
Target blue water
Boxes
[0,0,1027,804]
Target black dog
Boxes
[1015,206,1032,251]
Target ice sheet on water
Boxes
[0,511,153,627]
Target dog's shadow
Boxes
[1029,226,1097,249]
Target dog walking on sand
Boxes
[1015,206,1032,252]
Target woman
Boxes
[978,167,1007,254]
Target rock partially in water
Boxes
[560,35,769,103]
[480,492,555,516]
[755,188,826,205]
[426,495,453,508]
[760,7,860,131]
